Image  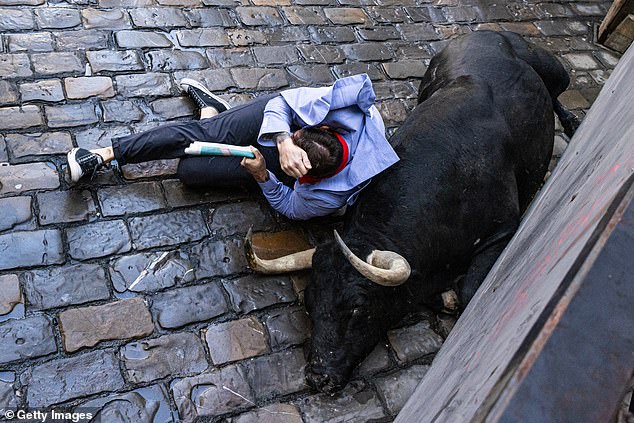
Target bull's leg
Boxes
[554,99,580,138]
[458,228,516,306]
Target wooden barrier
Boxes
[396,44,634,422]
[598,0,634,52]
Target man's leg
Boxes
[177,145,294,189]
[67,88,274,182]
[111,94,275,165]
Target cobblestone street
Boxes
[0,0,620,421]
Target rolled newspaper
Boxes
[184,141,256,159]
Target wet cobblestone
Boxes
[22,263,110,310]
[205,316,269,365]
[388,320,444,363]
[0,229,64,270]
[0,274,21,316]
[77,384,175,422]
[25,349,125,407]
[121,332,209,383]
[0,0,616,419]
[0,314,56,364]
[244,348,308,401]
[110,250,195,293]
[58,297,154,352]
[151,282,229,329]
[172,365,253,421]
[300,381,386,422]
[66,219,131,260]
[0,196,32,232]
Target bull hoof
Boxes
[441,289,460,313]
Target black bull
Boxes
[246,30,577,393]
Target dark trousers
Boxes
[111,94,294,189]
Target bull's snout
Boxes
[306,369,345,395]
[306,362,346,394]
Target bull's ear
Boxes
[333,230,411,286]
[244,227,316,274]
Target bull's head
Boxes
[244,229,412,394]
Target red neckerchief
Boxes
[299,132,349,185]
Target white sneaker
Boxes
[179,78,231,113]
[67,148,104,182]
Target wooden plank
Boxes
[492,183,634,423]
[599,0,634,43]
[605,14,634,53]
[396,37,634,423]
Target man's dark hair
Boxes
[294,127,343,178]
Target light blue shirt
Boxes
[257,74,400,220]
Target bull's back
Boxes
[348,31,558,272]
[350,78,518,269]
[418,31,569,104]
[418,30,556,210]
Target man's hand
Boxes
[277,134,311,178]
[241,147,269,183]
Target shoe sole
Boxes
[179,78,232,111]
[67,148,84,183]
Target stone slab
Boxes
[0,229,64,271]
[19,79,64,102]
[36,189,96,225]
[110,250,194,293]
[172,365,253,421]
[243,348,308,401]
[300,381,386,422]
[25,349,125,407]
[22,263,110,310]
[64,76,115,99]
[0,274,21,315]
[58,297,154,352]
[207,201,275,237]
[0,315,56,364]
[129,210,208,250]
[0,162,59,195]
[204,316,269,365]
[0,105,42,130]
[375,365,430,415]
[4,132,73,158]
[191,238,248,278]
[77,384,174,422]
[0,196,32,232]
[121,332,208,383]
[263,307,311,350]
[66,219,131,260]
[223,275,297,314]
[387,320,444,364]
[0,374,17,409]
[151,282,229,329]
[230,403,303,423]
[98,181,166,216]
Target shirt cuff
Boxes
[257,170,280,192]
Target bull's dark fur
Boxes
[303,31,576,394]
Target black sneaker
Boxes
[67,148,104,183]
[180,78,231,114]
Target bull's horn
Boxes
[333,230,411,286]
[244,228,315,274]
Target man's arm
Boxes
[258,96,311,178]
[241,148,349,220]
[258,171,350,220]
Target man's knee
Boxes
[177,158,204,187]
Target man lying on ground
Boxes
[66,74,399,220]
